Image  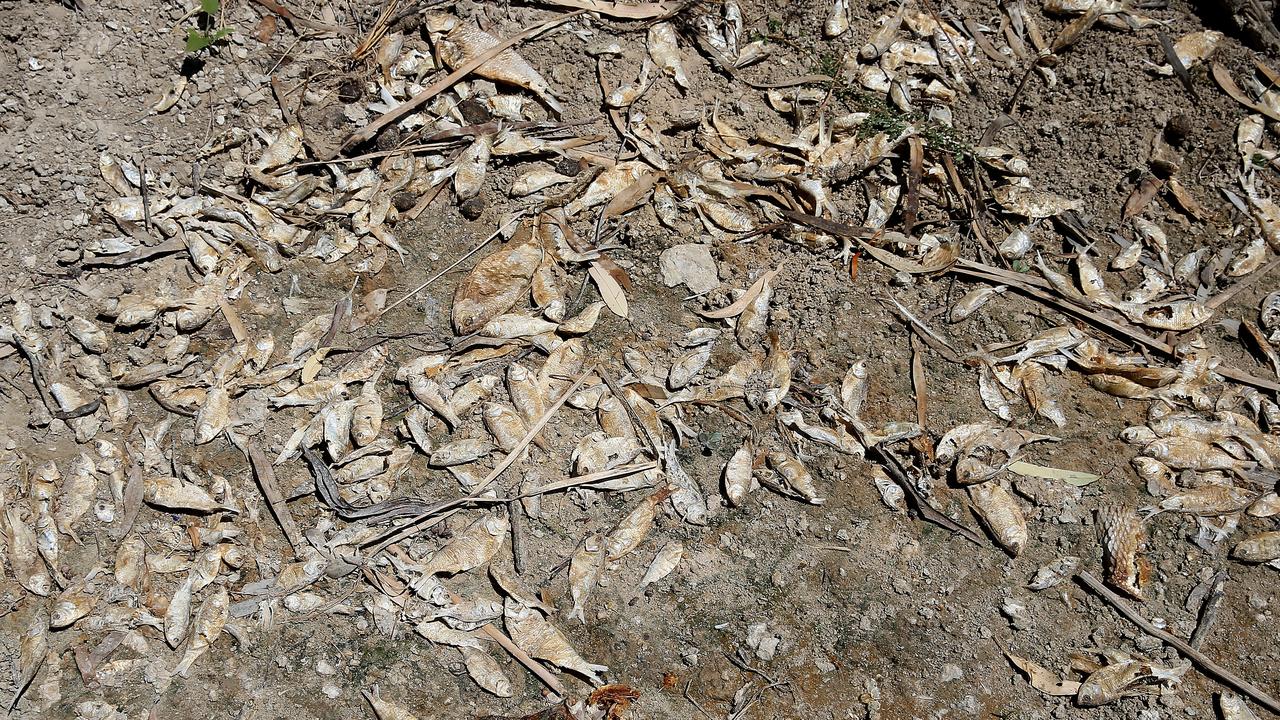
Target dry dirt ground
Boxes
[1,0,1279,719]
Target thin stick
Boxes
[339,11,583,154]
[379,214,523,319]
[247,443,304,552]
[1074,570,1280,716]
[504,462,657,499]
[507,499,526,575]
[12,338,100,420]
[868,444,984,545]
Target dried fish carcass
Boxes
[949,285,1006,323]
[1220,692,1263,720]
[567,534,606,623]
[426,14,563,113]
[968,482,1027,556]
[722,441,757,506]
[143,475,229,514]
[50,586,96,629]
[1097,504,1147,599]
[765,451,825,505]
[605,486,671,561]
[647,22,689,90]
[565,161,648,217]
[824,0,850,37]
[351,376,384,447]
[663,442,709,524]
[452,233,543,334]
[1077,656,1190,706]
[459,645,514,697]
[504,599,608,684]
[483,403,527,453]
[638,542,682,592]
[1147,485,1255,516]
[1150,30,1223,75]
[1027,556,1080,591]
[410,375,462,430]
[6,508,52,596]
[1231,531,1280,562]
[420,512,508,576]
[173,586,228,676]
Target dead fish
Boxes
[722,441,756,506]
[164,575,195,648]
[1151,30,1223,76]
[968,482,1028,556]
[860,9,904,60]
[194,382,230,445]
[483,403,527,453]
[870,466,904,511]
[1097,504,1147,600]
[351,376,384,447]
[50,586,96,629]
[1027,556,1080,590]
[824,0,850,36]
[504,599,608,684]
[647,22,689,89]
[173,586,228,676]
[66,316,109,354]
[507,363,545,429]
[489,564,555,616]
[6,509,52,596]
[426,14,562,113]
[451,374,499,414]
[567,534,606,623]
[596,394,634,439]
[1248,491,1280,518]
[480,313,558,339]
[765,452,825,505]
[1145,485,1255,517]
[453,134,492,201]
[639,541,683,589]
[1077,657,1189,706]
[115,533,147,590]
[565,161,647,216]
[997,326,1083,364]
[421,513,508,576]
[452,235,543,334]
[605,486,672,561]
[668,343,714,390]
[8,613,48,713]
[1143,438,1246,472]
[949,285,1007,322]
[559,301,605,334]
[459,645,514,697]
[269,379,347,407]
[993,185,1083,218]
[736,273,774,348]
[364,688,422,720]
[510,168,573,197]
[1231,531,1280,562]
[1227,235,1267,277]
[411,375,462,430]
[663,442,708,524]
[1220,692,1263,720]
[54,453,95,542]
[144,476,230,514]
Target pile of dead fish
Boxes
[3,0,1280,717]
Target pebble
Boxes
[658,243,719,293]
[321,682,341,699]
[940,664,963,682]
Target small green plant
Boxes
[186,0,231,53]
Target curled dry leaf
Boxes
[1006,652,1082,697]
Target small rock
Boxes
[321,682,341,699]
[745,622,781,661]
[316,659,336,675]
[941,664,964,682]
[659,244,718,294]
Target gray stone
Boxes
[659,244,718,293]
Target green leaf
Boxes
[185,26,232,53]
[200,0,220,15]
[186,28,213,53]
